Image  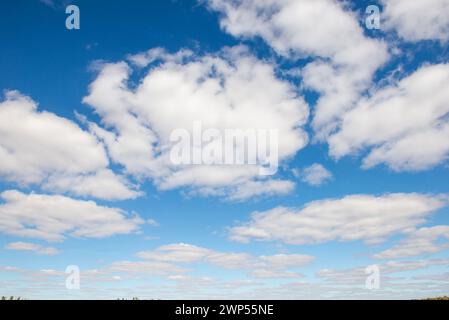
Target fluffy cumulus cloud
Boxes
[317,258,449,285]
[42,169,142,201]
[0,91,106,183]
[0,91,140,200]
[5,241,60,255]
[300,163,333,186]
[382,0,449,42]
[0,190,144,241]
[373,226,449,259]
[329,64,449,171]
[136,243,314,278]
[83,46,309,200]
[206,0,389,138]
[229,193,448,245]
[39,0,55,8]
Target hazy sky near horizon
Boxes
[1,0,449,299]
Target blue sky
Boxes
[1,0,449,299]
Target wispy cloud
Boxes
[5,241,60,255]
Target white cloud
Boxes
[43,169,142,201]
[259,254,314,269]
[373,226,449,259]
[229,193,448,245]
[127,47,193,68]
[5,241,60,255]
[382,258,449,274]
[0,190,144,241]
[0,91,106,183]
[108,260,187,276]
[189,179,295,202]
[83,46,309,200]
[137,243,213,263]
[146,219,159,227]
[39,0,55,8]
[206,252,259,269]
[329,64,449,171]
[300,163,333,186]
[136,243,313,278]
[228,180,295,201]
[316,258,449,285]
[3,257,449,299]
[382,0,449,42]
[207,0,389,138]
[248,269,301,279]
[0,91,140,200]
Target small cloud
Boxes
[291,168,301,178]
[86,43,99,51]
[39,0,55,7]
[300,163,333,186]
[0,190,144,241]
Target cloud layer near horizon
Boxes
[84,46,309,200]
